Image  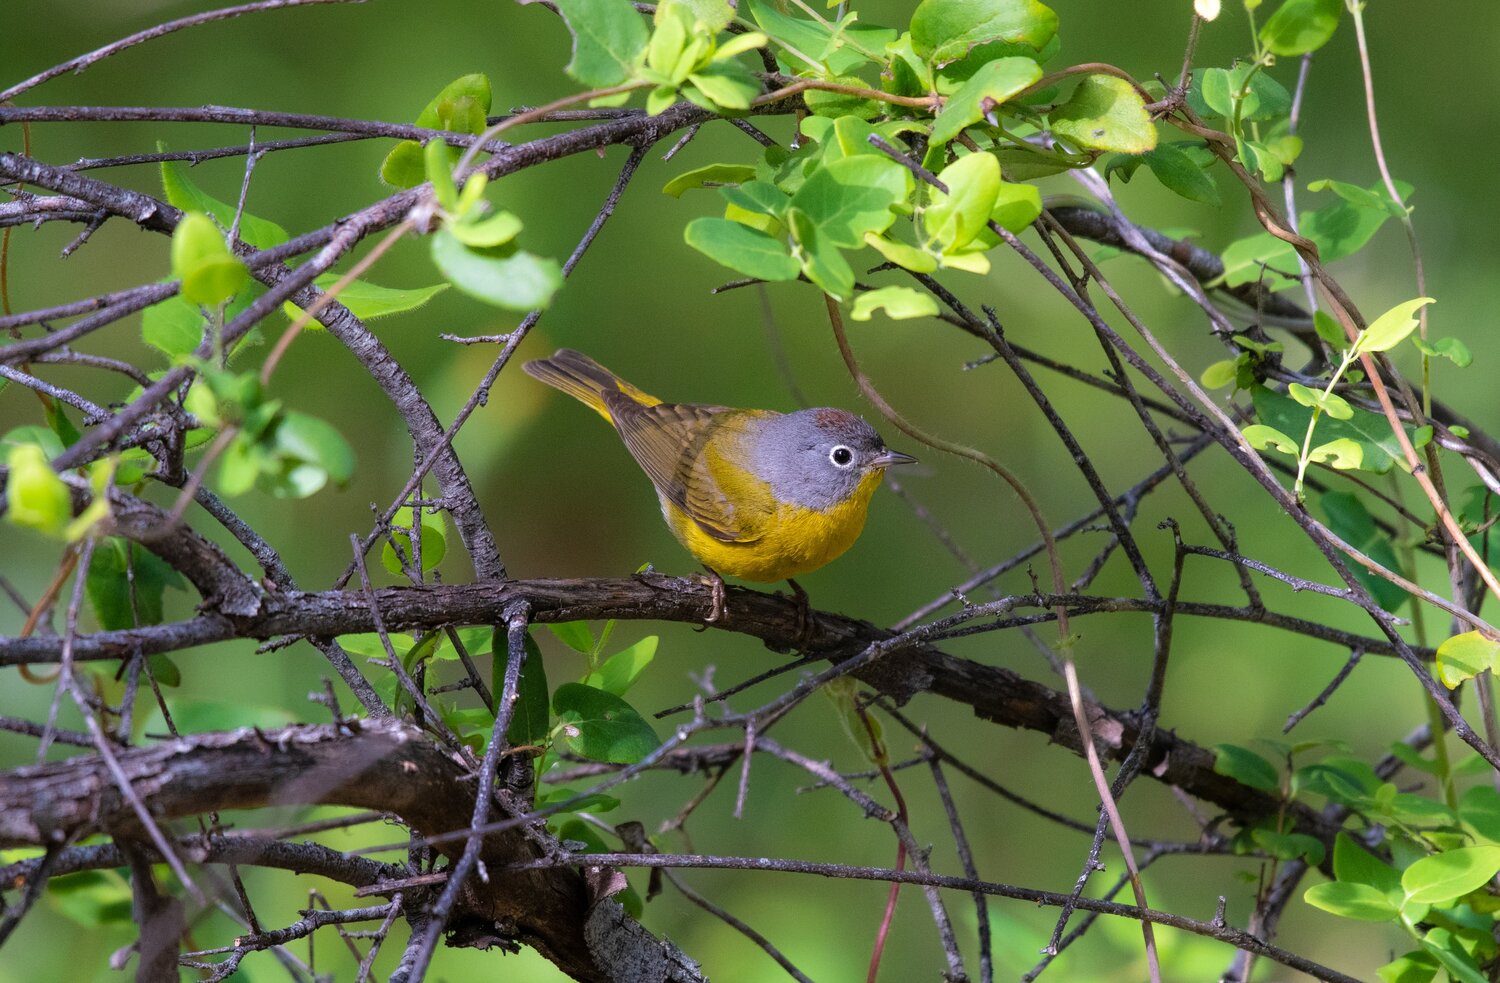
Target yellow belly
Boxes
[660,470,885,582]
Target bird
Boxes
[522,348,916,623]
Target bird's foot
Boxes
[693,568,726,630]
[787,578,813,649]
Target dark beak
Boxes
[872,449,917,468]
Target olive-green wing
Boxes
[605,395,772,543]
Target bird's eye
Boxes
[829,445,854,468]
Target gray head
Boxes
[753,408,916,511]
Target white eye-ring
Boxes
[829,445,855,468]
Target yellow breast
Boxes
[661,468,886,582]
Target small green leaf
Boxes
[925,151,1001,252]
[1242,423,1298,456]
[1436,630,1500,689]
[430,229,562,310]
[1141,142,1219,205]
[160,154,287,250]
[381,506,447,575]
[687,61,762,110]
[550,0,651,86]
[662,163,757,198]
[804,75,882,121]
[381,75,492,188]
[283,275,449,324]
[929,57,1042,145]
[582,635,658,696]
[1259,0,1341,56]
[1213,743,1280,791]
[258,410,356,498]
[1355,297,1435,354]
[447,210,525,249]
[1252,828,1325,865]
[1253,386,1416,475]
[1051,75,1156,154]
[503,632,552,748]
[552,682,662,764]
[142,294,206,359]
[790,156,907,248]
[1313,310,1347,348]
[1333,832,1402,894]
[1411,336,1471,368]
[1377,950,1440,983]
[989,178,1042,233]
[86,537,184,630]
[1401,845,1500,906]
[1201,359,1239,389]
[863,232,939,273]
[909,0,1059,67]
[788,206,854,299]
[1307,437,1363,471]
[4,444,71,537]
[548,621,595,654]
[850,286,940,322]
[172,212,248,306]
[1320,491,1408,612]
[1303,881,1400,922]
[684,217,799,281]
[1287,382,1352,420]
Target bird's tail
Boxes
[522,348,661,424]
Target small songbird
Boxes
[523,348,915,620]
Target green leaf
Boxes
[1320,491,1409,612]
[548,621,595,654]
[86,537,185,630]
[1201,359,1239,389]
[1377,950,1440,983]
[863,232,939,273]
[1313,310,1347,348]
[910,0,1058,67]
[550,0,650,86]
[1411,336,1472,368]
[502,632,552,748]
[744,0,892,74]
[1287,382,1352,420]
[1140,142,1219,205]
[1051,75,1156,154]
[929,57,1042,145]
[447,209,525,249]
[925,151,1001,252]
[552,682,662,764]
[789,156,906,248]
[687,61,762,110]
[257,410,356,498]
[381,506,446,574]
[160,155,287,250]
[46,870,134,927]
[1188,66,1292,124]
[684,217,799,281]
[1303,881,1400,922]
[1420,929,1488,983]
[850,286,940,322]
[1355,297,1435,354]
[1252,385,1415,475]
[381,74,492,188]
[788,205,854,299]
[1253,828,1325,865]
[662,163,757,198]
[1435,630,1500,689]
[1461,786,1500,844]
[1259,0,1341,56]
[172,212,248,306]
[804,75,882,121]
[988,177,1042,233]
[142,293,206,359]
[4,444,71,537]
[430,229,562,310]
[1402,845,1500,906]
[1241,423,1298,456]
[1333,832,1402,894]
[1213,743,1280,791]
[283,275,449,324]
[582,635,658,696]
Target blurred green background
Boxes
[3,1,1499,979]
